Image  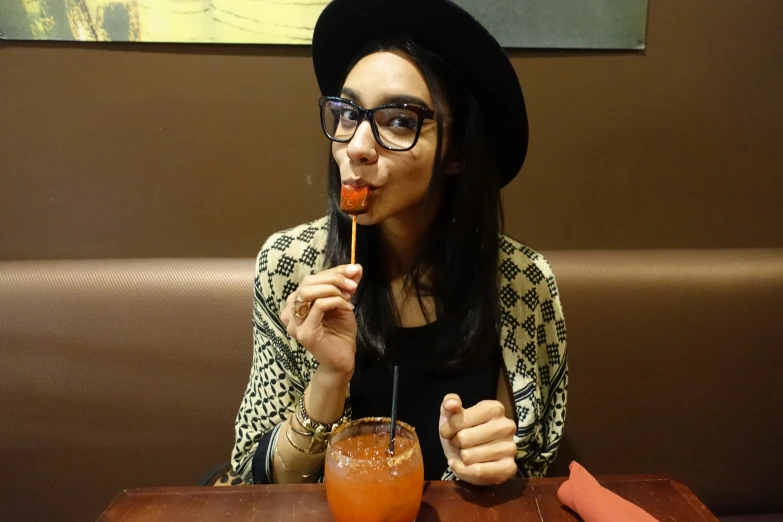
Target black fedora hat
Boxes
[312,0,528,188]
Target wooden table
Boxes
[98,474,718,521]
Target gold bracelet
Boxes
[294,394,351,453]
[289,419,313,438]
[288,414,313,438]
[274,445,317,479]
[285,422,326,455]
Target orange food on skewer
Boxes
[340,185,370,265]
[340,185,371,215]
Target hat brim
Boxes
[312,0,528,188]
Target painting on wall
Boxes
[0,0,648,49]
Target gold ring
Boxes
[292,294,312,320]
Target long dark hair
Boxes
[325,37,503,371]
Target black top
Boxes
[350,321,501,480]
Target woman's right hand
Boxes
[281,264,363,379]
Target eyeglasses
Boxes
[319,96,436,152]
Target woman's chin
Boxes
[355,211,380,227]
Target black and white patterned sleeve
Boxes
[517,252,568,478]
[230,238,306,484]
[497,237,568,479]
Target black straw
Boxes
[388,365,400,455]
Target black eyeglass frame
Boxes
[318,96,436,152]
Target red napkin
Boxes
[557,462,660,522]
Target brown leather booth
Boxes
[1,250,782,522]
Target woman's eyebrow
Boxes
[340,87,431,110]
[380,94,431,109]
[341,87,362,102]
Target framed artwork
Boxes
[0,0,648,49]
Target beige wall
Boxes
[1,0,781,260]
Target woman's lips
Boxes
[342,178,378,190]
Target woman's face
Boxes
[332,51,439,227]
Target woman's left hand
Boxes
[439,394,518,485]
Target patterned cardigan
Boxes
[231,217,568,483]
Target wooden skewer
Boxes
[351,215,357,265]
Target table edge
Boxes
[99,474,720,522]
[669,478,721,522]
[117,473,674,497]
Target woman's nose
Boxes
[346,120,379,164]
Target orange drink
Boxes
[325,418,424,522]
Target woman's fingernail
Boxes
[342,292,352,300]
[344,278,358,289]
[345,264,360,275]
[448,459,454,468]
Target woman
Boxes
[230,0,567,486]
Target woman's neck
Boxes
[379,217,423,274]
[379,195,441,275]
[380,209,439,327]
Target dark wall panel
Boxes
[1,0,781,260]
